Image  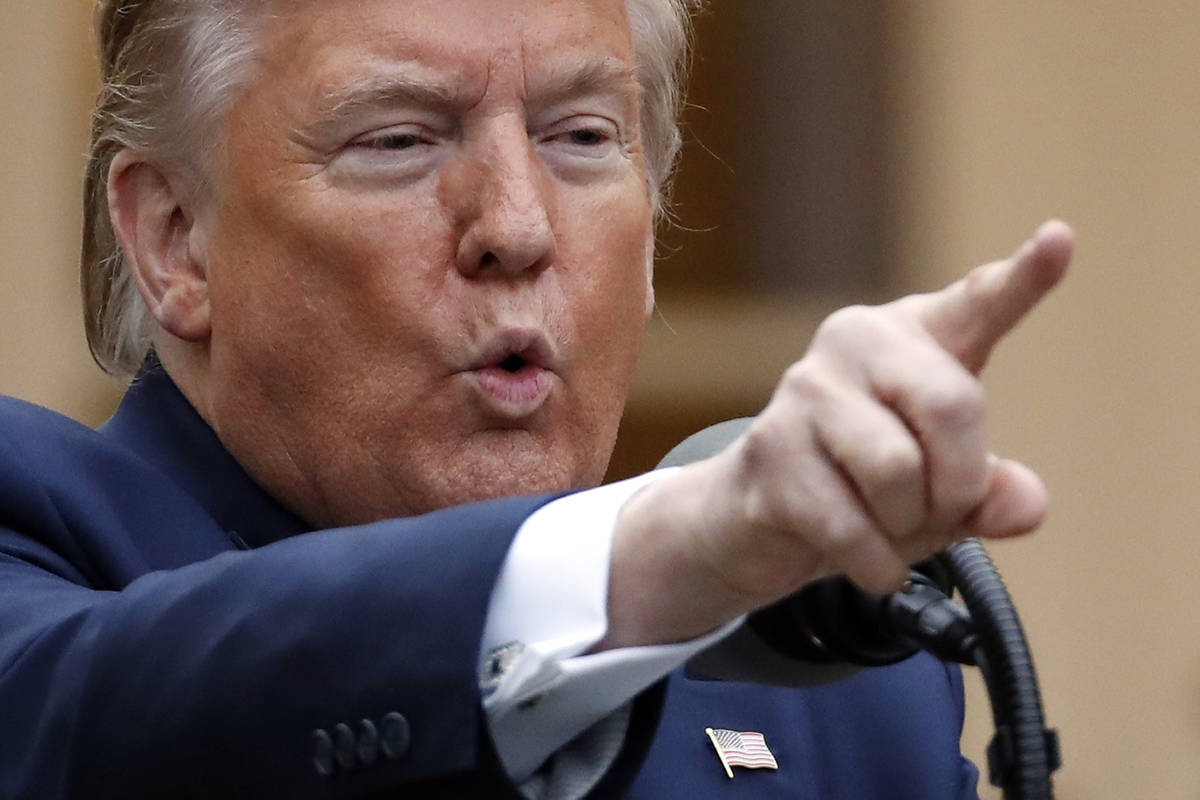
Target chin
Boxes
[316,417,620,525]
[408,438,611,516]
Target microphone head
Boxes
[656,418,753,469]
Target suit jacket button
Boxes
[311,729,335,777]
[333,723,357,770]
[380,712,411,760]
[357,719,381,766]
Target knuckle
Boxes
[778,360,826,400]
[734,432,788,531]
[961,261,994,302]
[923,379,985,429]
[865,439,924,487]
[742,487,806,540]
[814,304,879,344]
[748,498,792,537]
[740,480,781,532]
[737,421,775,475]
[888,293,928,318]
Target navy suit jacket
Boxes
[0,365,979,798]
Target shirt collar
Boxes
[99,356,311,548]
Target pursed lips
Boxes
[458,329,562,419]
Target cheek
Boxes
[210,185,451,350]
[556,211,651,464]
[570,197,652,343]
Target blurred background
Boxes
[3,2,1198,797]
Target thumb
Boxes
[964,456,1048,540]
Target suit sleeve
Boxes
[0,504,564,799]
[0,402,612,799]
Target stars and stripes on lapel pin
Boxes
[704,727,779,778]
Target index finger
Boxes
[917,219,1074,374]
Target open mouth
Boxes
[498,353,528,373]
[468,331,559,376]
[462,330,559,418]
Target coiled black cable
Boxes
[746,545,1060,799]
[942,539,1059,800]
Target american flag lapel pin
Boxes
[704,727,779,778]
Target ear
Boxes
[107,150,211,342]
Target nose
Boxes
[450,125,557,280]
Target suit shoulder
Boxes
[0,393,101,440]
[0,395,230,580]
[0,394,130,485]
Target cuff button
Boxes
[333,722,357,770]
[357,719,381,766]
[311,728,335,777]
[380,712,411,761]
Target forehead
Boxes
[252,0,638,106]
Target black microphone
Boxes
[658,419,975,687]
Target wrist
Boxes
[598,460,759,650]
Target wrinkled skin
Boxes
[114,0,655,527]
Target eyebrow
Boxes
[304,57,640,139]
[313,72,461,123]
[529,58,642,108]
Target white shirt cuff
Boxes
[479,469,743,784]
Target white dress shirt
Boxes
[479,470,743,798]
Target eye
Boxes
[354,130,428,151]
[368,133,422,150]
[539,117,621,164]
[562,128,610,147]
[335,125,443,182]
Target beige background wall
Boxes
[0,0,122,422]
[2,3,1198,798]
[889,5,1200,798]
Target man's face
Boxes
[193,0,654,526]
